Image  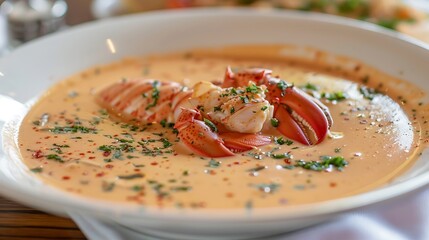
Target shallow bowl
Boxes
[1,8,429,240]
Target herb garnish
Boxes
[359,86,379,100]
[145,80,160,110]
[117,173,144,180]
[273,137,293,145]
[252,183,281,193]
[295,156,348,171]
[271,118,279,127]
[247,166,266,172]
[206,159,221,168]
[203,118,218,132]
[321,92,347,101]
[50,125,97,134]
[30,167,43,173]
[45,154,64,163]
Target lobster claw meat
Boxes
[223,67,332,145]
[265,78,330,145]
[174,108,271,158]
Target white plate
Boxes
[1,8,429,240]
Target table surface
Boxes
[0,196,86,239]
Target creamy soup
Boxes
[18,46,428,210]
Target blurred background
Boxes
[0,0,428,55]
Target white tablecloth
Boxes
[71,185,429,240]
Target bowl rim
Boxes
[0,7,428,222]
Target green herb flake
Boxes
[240,96,249,104]
[45,154,64,163]
[50,125,97,134]
[30,167,43,173]
[274,137,293,145]
[321,92,347,101]
[213,106,222,112]
[247,166,266,172]
[160,119,167,128]
[145,81,160,110]
[277,80,289,91]
[102,182,115,192]
[117,173,144,180]
[295,156,348,172]
[252,183,281,193]
[203,118,218,132]
[245,84,260,93]
[170,186,192,192]
[359,86,379,100]
[337,0,363,13]
[270,152,292,159]
[207,159,221,168]
[230,107,235,114]
[303,83,319,91]
[271,118,280,127]
[131,185,143,192]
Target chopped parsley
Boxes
[271,118,279,127]
[203,118,218,132]
[213,106,222,112]
[240,95,250,104]
[321,91,347,101]
[45,154,64,163]
[206,159,221,168]
[245,84,261,93]
[117,173,144,180]
[247,166,266,172]
[302,83,319,91]
[359,86,379,100]
[276,80,289,91]
[145,81,160,110]
[50,125,97,134]
[295,156,348,171]
[273,137,293,145]
[252,183,281,193]
[30,167,43,173]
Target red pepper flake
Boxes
[105,164,114,169]
[32,150,44,159]
[96,172,105,177]
[150,162,158,166]
[330,182,337,188]
[103,151,111,157]
[79,153,85,156]
[134,169,141,172]
[44,136,51,139]
[88,156,96,160]
[233,161,240,165]
[86,151,92,153]
[284,159,291,164]
[225,192,234,198]
[62,176,70,180]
